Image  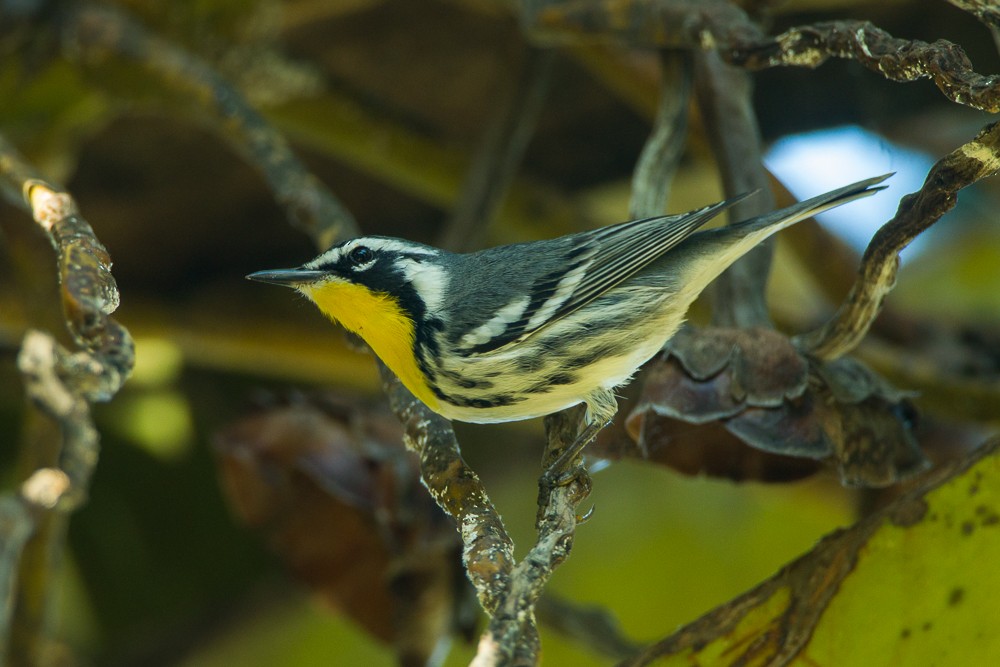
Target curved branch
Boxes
[729,20,1000,113]
[529,3,1000,114]
[629,49,692,219]
[796,121,1000,359]
[60,3,358,249]
[478,408,592,665]
[0,134,132,665]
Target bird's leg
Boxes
[544,420,607,483]
[543,389,617,484]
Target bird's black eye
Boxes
[348,245,374,266]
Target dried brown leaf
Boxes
[625,326,927,486]
[214,394,474,665]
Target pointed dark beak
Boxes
[245,269,326,287]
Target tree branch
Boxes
[476,407,592,666]
[529,3,1000,114]
[0,135,132,666]
[693,49,775,327]
[796,121,1000,359]
[730,20,1000,113]
[378,363,515,614]
[629,49,692,219]
[60,2,358,249]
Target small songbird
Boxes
[249,175,888,472]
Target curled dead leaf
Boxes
[624,326,927,486]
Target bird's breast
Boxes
[304,281,442,411]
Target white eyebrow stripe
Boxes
[459,295,531,348]
[303,238,439,270]
[371,238,439,256]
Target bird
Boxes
[248,174,889,474]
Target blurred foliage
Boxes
[2,0,999,666]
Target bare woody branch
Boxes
[478,408,592,666]
[729,20,1000,113]
[382,371,590,666]
[628,49,692,219]
[378,363,516,614]
[693,50,775,328]
[60,2,358,249]
[529,3,1000,114]
[0,135,133,666]
[796,121,1000,359]
[0,135,132,414]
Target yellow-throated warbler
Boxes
[249,175,888,470]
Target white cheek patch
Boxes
[397,258,449,314]
[460,295,531,348]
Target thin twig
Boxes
[729,20,1000,113]
[693,50,775,327]
[629,49,692,219]
[529,3,1000,114]
[796,121,1000,359]
[0,135,131,445]
[10,335,98,664]
[60,2,358,249]
[477,407,592,665]
[537,594,644,661]
[946,0,1000,52]
[439,47,555,251]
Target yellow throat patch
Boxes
[304,280,441,411]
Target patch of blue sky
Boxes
[765,125,935,259]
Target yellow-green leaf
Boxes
[624,439,1000,666]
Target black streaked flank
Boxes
[563,341,631,370]
[428,384,522,409]
[435,367,495,390]
[514,353,548,374]
[546,373,576,386]
[524,372,578,395]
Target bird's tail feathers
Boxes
[732,173,891,237]
[663,174,891,310]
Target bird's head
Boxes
[247,236,448,344]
